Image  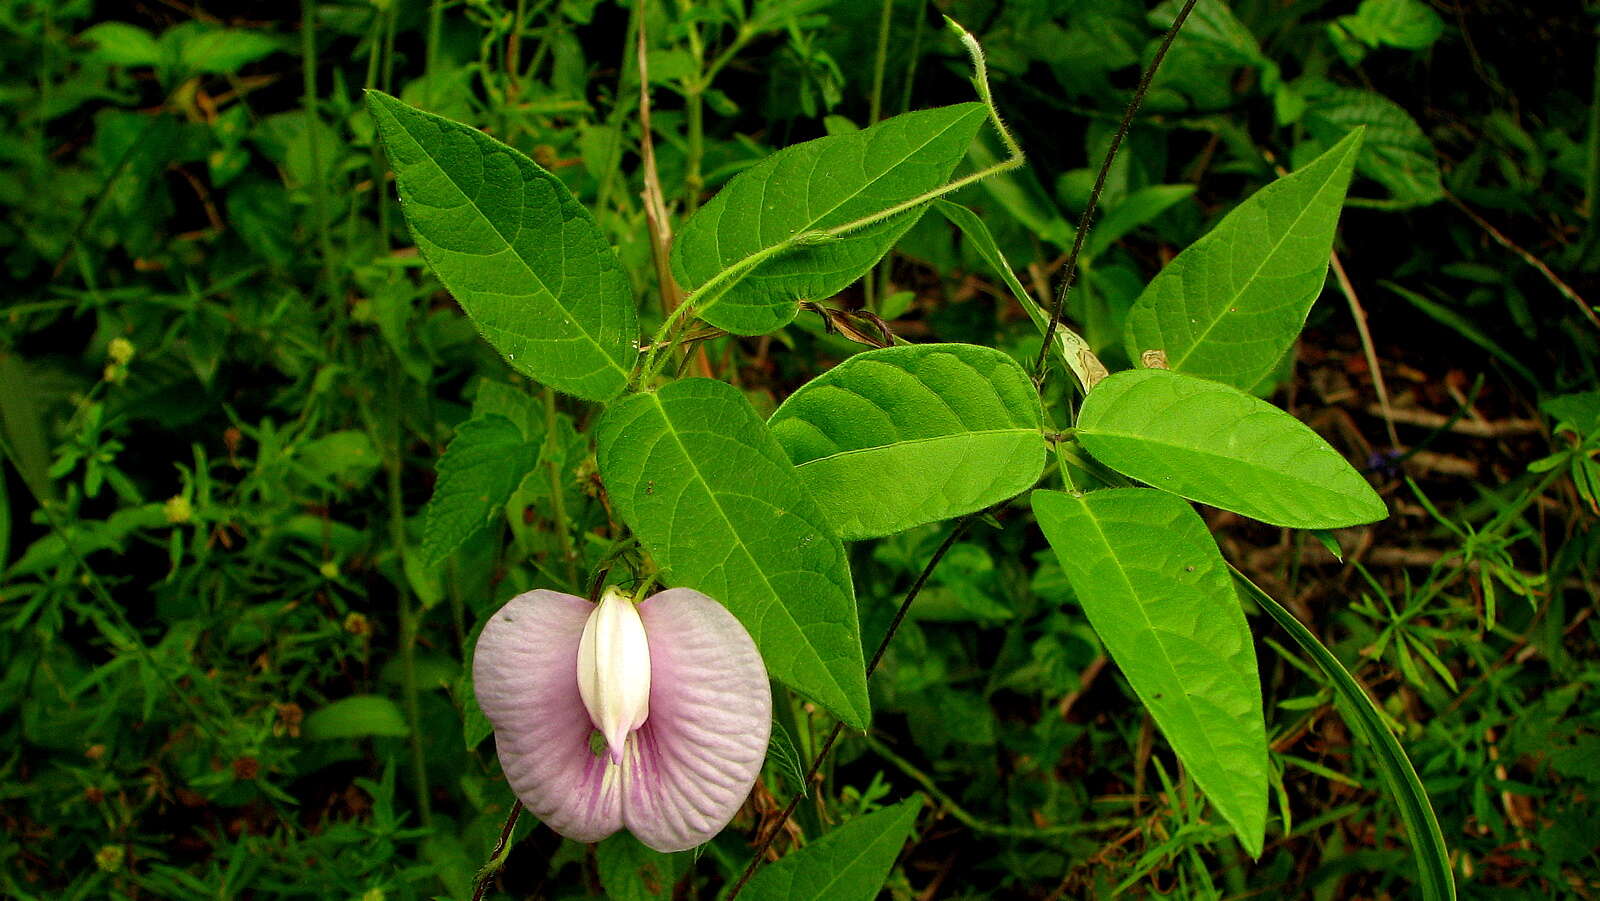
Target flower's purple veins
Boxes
[473,587,772,853]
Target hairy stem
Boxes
[726,514,976,899]
[387,357,432,827]
[1031,0,1200,385]
[637,19,1024,385]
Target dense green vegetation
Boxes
[2,0,1597,898]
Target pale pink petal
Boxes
[473,589,623,843]
[623,588,772,852]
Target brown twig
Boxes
[1363,404,1541,437]
[1329,250,1401,449]
[1448,192,1600,332]
[471,800,525,901]
[1057,654,1108,720]
[1033,0,1202,383]
[634,2,710,378]
[725,516,976,900]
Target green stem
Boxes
[897,0,927,114]
[673,0,709,214]
[543,387,579,590]
[386,358,432,827]
[727,514,976,900]
[1032,0,1197,382]
[301,0,336,305]
[864,0,894,311]
[426,0,445,79]
[868,0,894,125]
[594,3,641,227]
[862,734,1134,838]
[639,18,1024,383]
[1578,39,1600,265]
[364,4,391,250]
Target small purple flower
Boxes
[473,586,772,852]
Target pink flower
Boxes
[473,586,772,852]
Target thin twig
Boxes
[1448,192,1600,332]
[725,515,976,900]
[1330,250,1401,449]
[471,800,525,901]
[863,733,1136,838]
[634,4,709,379]
[1032,0,1201,384]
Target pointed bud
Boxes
[576,587,652,764]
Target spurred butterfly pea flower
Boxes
[473,585,772,852]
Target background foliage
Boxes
[2,0,1598,898]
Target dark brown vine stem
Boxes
[470,800,524,901]
[726,515,975,899]
[1031,0,1202,385]
[730,5,1204,896]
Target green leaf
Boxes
[1338,0,1445,50]
[596,379,869,729]
[740,796,923,901]
[420,414,540,570]
[768,343,1045,540]
[1233,570,1456,900]
[1076,369,1387,529]
[968,132,1075,250]
[303,695,410,740]
[1542,390,1600,436]
[1305,89,1443,208]
[767,717,808,797]
[1123,129,1362,390]
[172,27,286,76]
[366,91,638,401]
[295,430,380,485]
[1150,0,1266,68]
[1031,488,1266,856]
[1085,184,1196,259]
[80,22,163,67]
[933,200,1107,391]
[470,379,544,441]
[596,833,687,901]
[671,104,987,335]
[1381,281,1537,385]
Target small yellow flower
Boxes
[164,495,193,524]
[95,844,125,873]
[108,337,134,365]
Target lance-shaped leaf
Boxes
[596,379,869,729]
[596,833,687,901]
[1031,488,1266,856]
[1077,369,1386,529]
[1306,89,1442,207]
[672,104,987,336]
[1233,569,1455,900]
[768,343,1045,540]
[367,91,638,401]
[1123,129,1363,390]
[740,796,923,901]
[420,414,540,570]
[934,200,1107,392]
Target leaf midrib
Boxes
[1066,496,1248,823]
[386,103,628,382]
[782,804,916,899]
[1079,425,1364,505]
[693,106,982,291]
[1164,138,1356,373]
[789,427,1037,468]
[644,391,861,724]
